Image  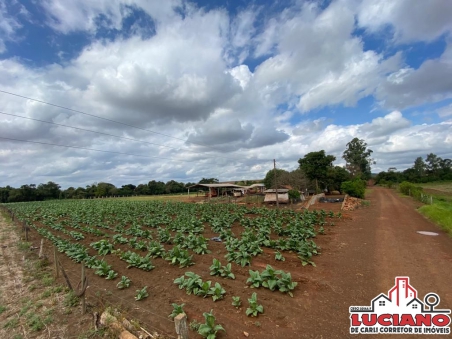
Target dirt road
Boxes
[300,186,452,338]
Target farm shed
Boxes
[263,189,289,204]
[246,183,266,194]
[187,183,247,199]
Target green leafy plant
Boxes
[246,292,264,317]
[94,260,112,277]
[198,310,225,339]
[275,251,285,261]
[174,272,203,295]
[166,245,194,268]
[209,282,226,302]
[210,259,235,279]
[105,270,118,280]
[232,296,241,308]
[277,271,298,297]
[120,251,155,271]
[189,320,201,331]
[117,276,131,289]
[169,303,185,319]
[90,239,114,255]
[246,270,263,288]
[261,265,282,291]
[135,286,149,301]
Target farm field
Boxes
[2,200,338,338]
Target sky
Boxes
[0,0,452,189]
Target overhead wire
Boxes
[0,136,200,163]
[0,111,231,161]
[0,89,243,160]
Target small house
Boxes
[263,189,289,204]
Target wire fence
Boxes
[1,207,179,339]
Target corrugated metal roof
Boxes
[264,189,289,193]
[188,183,246,189]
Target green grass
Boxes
[419,201,452,235]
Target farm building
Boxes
[263,188,289,204]
[246,183,266,194]
[187,183,247,199]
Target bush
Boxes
[399,181,423,198]
[341,179,366,199]
[288,190,301,201]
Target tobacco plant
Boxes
[117,276,131,289]
[169,303,185,319]
[198,310,225,339]
[246,293,264,317]
[135,286,149,301]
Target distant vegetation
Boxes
[375,153,452,186]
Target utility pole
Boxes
[274,159,279,209]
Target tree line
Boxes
[0,179,218,203]
[375,153,452,185]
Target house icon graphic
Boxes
[349,276,451,335]
[388,277,417,307]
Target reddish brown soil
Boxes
[20,187,452,338]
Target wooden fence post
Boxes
[174,313,189,339]
[81,263,86,314]
[54,246,59,278]
[39,239,44,258]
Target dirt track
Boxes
[300,186,452,338]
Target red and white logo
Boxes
[349,277,451,335]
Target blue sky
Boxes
[0,0,451,188]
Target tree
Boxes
[413,157,426,179]
[326,166,351,191]
[342,138,374,180]
[298,150,336,192]
[278,169,310,191]
[263,168,289,189]
[198,178,219,184]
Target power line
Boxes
[0,89,239,158]
[0,136,200,163]
[0,111,229,161]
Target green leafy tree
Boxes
[199,178,219,184]
[342,138,374,180]
[263,169,289,189]
[298,151,336,193]
[326,166,351,191]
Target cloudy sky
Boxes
[1,0,451,188]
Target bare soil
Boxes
[2,186,452,339]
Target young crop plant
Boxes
[94,260,113,277]
[117,276,131,289]
[209,282,226,302]
[157,227,172,244]
[147,241,166,258]
[120,251,155,271]
[135,286,149,301]
[277,271,298,297]
[275,251,285,261]
[209,258,222,276]
[246,270,263,288]
[166,245,194,268]
[112,234,129,244]
[261,265,283,291]
[169,303,185,319]
[246,293,264,317]
[225,250,251,267]
[198,310,225,339]
[90,239,114,255]
[196,281,212,298]
[105,270,118,280]
[209,259,235,279]
[174,272,203,295]
[232,296,241,308]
